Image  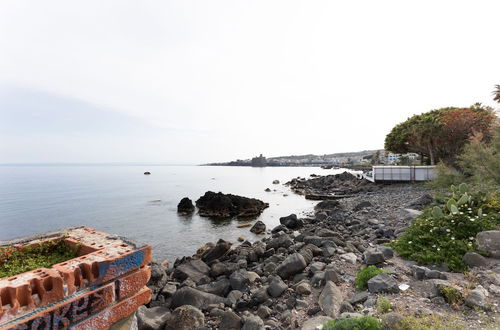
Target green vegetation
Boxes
[384,104,496,166]
[377,296,392,313]
[389,184,500,272]
[355,266,389,290]
[323,316,382,330]
[438,285,464,305]
[0,237,79,278]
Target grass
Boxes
[377,296,392,313]
[355,266,389,290]
[0,237,79,278]
[391,314,466,330]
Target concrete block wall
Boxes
[0,227,152,329]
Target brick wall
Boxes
[0,227,152,329]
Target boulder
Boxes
[318,281,343,318]
[476,231,500,258]
[197,278,231,297]
[295,280,312,295]
[195,191,269,218]
[314,200,340,211]
[267,276,288,297]
[170,286,227,309]
[463,252,488,268]
[276,253,307,279]
[363,247,385,265]
[353,201,372,211]
[279,214,304,229]
[367,273,399,293]
[165,305,204,330]
[219,310,242,330]
[301,316,333,330]
[230,269,252,291]
[201,239,232,263]
[177,197,195,214]
[172,259,211,285]
[381,312,404,329]
[250,221,266,234]
[241,315,265,330]
[266,234,294,250]
[465,286,489,310]
[136,306,170,330]
[406,193,433,210]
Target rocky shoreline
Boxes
[139,173,499,330]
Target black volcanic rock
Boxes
[177,197,195,214]
[195,191,269,218]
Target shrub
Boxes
[355,266,389,290]
[392,314,466,330]
[426,162,464,189]
[324,316,382,330]
[377,296,392,313]
[389,185,500,272]
[438,285,464,305]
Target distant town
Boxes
[204,150,421,167]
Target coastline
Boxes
[143,173,499,329]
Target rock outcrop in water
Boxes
[195,191,269,218]
[177,197,195,214]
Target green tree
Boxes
[385,105,496,166]
[458,124,500,186]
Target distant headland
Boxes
[203,150,381,167]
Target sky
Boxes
[0,1,499,164]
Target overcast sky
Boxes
[1,1,499,164]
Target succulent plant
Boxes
[450,204,459,214]
[432,206,443,218]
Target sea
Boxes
[0,165,349,262]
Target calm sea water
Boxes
[0,165,346,261]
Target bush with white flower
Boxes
[389,183,500,272]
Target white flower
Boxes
[408,241,412,244]
[446,229,451,232]
[451,237,455,240]
[432,245,436,248]
[470,219,475,222]
[437,248,441,251]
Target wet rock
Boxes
[166,305,204,330]
[177,197,195,214]
[476,231,500,258]
[171,286,227,310]
[280,214,304,229]
[276,253,307,279]
[367,273,399,293]
[219,310,242,330]
[201,239,232,263]
[250,221,266,234]
[172,259,211,285]
[195,191,269,218]
[318,281,343,318]
[137,306,170,330]
[463,252,488,268]
[267,276,288,297]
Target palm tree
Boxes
[494,84,500,103]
